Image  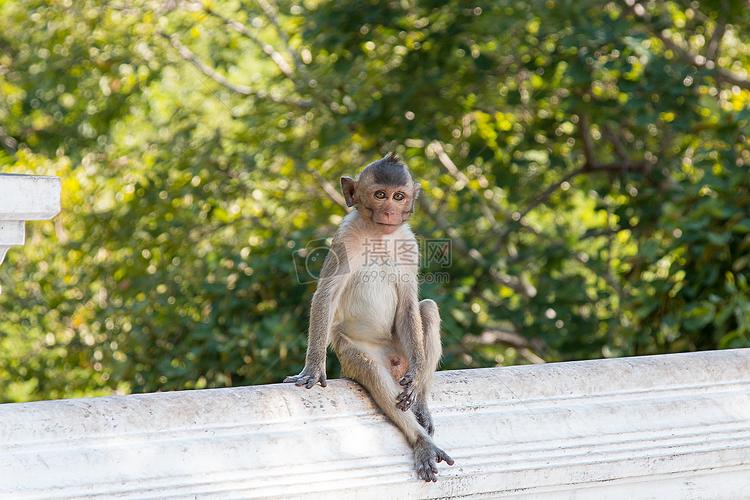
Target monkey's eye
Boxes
[374,190,387,200]
[393,192,406,201]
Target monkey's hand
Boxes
[396,369,419,411]
[283,365,327,389]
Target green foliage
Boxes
[0,0,748,401]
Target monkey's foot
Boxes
[413,436,454,482]
[413,403,435,436]
[397,371,417,411]
[283,368,327,389]
[396,387,416,411]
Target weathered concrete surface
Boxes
[0,174,61,220]
[1,349,749,499]
[0,174,61,265]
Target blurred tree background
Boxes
[0,0,748,402]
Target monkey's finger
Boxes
[400,391,415,405]
[426,464,437,482]
[437,449,455,466]
[397,388,413,400]
[416,461,436,482]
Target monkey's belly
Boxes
[336,267,399,343]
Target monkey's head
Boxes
[340,153,420,234]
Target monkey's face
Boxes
[360,184,416,233]
[340,155,420,234]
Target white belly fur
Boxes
[335,263,399,345]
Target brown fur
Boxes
[284,154,454,482]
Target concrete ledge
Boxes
[1,349,749,499]
[0,174,61,265]
[0,174,61,220]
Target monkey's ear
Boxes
[340,176,357,207]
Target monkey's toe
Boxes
[399,373,414,387]
[415,457,438,482]
[413,437,454,483]
[436,448,455,466]
[397,386,414,409]
[396,390,416,411]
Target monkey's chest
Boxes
[335,265,401,341]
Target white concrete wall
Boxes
[1,349,749,499]
[0,173,61,265]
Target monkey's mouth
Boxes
[374,221,401,227]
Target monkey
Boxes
[284,152,454,482]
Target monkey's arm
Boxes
[284,248,346,389]
[394,276,427,410]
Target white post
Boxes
[0,173,61,266]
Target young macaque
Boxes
[284,153,454,482]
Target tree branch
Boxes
[602,124,628,162]
[427,140,507,233]
[622,0,750,90]
[499,115,649,240]
[0,126,18,154]
[309,168,349,210]
[580,223,637,240]
[587,161,649,172]
[572,252,623,299]
[427,138,540,263]
[427,140,470,188]
[418,196,471,255]
[189,0,295,79]
[579,114,596,166]
[525,167,585,222]
[418,196,535,297]
[522,159,647,214]
[158,30,310,108]
[188,0,334,113]
[705,8,726,61]
[464,329,546,364]
[253,0,305,72]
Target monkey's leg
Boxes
[334,336,453,482]
[412,299,442,435]
[395,298,442,411]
